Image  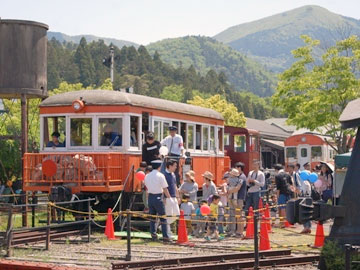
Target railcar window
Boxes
[154,121,160,141]
[249,136,259,152]
[71,118,92,147]
[162,122,170,140]
[180,122,186,148]
[196,125,201,150]
[301,148,308,158]
[203,126,209,151]
[188,125,194,149]
[286,147,297,158]
[311,146,322,158]
[130,116,139,147]
[218,128,224,151]
[234,135,246,152]
[210,126,215,151]
[44,116,66,148]
[98,118,122,147]
[224,133,230,146]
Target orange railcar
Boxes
[23,90,230,200]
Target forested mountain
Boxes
[48,31,138,48]
[214,5,360,72]
[47,37,281,119]
[147,36,276,97]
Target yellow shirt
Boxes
[210,203,218,218]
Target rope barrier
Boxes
[47,201,288,226]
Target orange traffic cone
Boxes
[284,219,292,228]
[105,208,116,240]
[260,215,271,251]
[313,222,325,248]
[265,203,272,233]
[258,198,264,215]
[245,207,254,239]
[177,210,194,246]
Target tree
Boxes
[273,35,360,153]
[187,95,246,127]
[74,37,95,87]
[160,84,185,102]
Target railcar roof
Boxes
[40,90,224,121]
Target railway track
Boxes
[112,249,319,270]
[10,224,87,247]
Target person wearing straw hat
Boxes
[319,162,334,203]
[202,171,217,201]
[179,170,198,202]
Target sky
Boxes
[1,0,360,45]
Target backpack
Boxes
[311,185,321,201]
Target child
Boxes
[142,165,153,212]
[193,200,208,237]
[269,194,278,226]
[205,195,224,241]
[137,161,147,172]
[180,194,195,234]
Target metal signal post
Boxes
[110,46,114,83]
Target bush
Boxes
[321,240,360,270]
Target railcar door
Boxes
[298,145,310,169]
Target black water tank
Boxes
[0,19,48,98]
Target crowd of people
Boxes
[139,125,334,242]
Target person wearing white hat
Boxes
[144,160,172,242]
[161,126,184,186]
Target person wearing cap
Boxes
[47,131,64,148]
[142,132,161,165]
[303,162,311,172]
[161,126,184,186]
[274,164,292,228]
[234,162,247,237]
[226,168,241,236]
[162,159,180,239]
[179,170,198,202]
[144,160,172,242]
[244,160,265,213]
[202,171,218,201]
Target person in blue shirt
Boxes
[162,159,180,239]
[47,131,64,147]
[100,125,122,146]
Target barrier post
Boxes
[125,210,131,261]
[87,199,91,243]
[6,205,13,257]
[253,213,259,270]
[345,244,351,270]
[31,193,36,227]
[21,192,28,227]
[46,203,51,250]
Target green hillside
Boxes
[147,36,276,97]
[214,5,360,72]
[48,31,139,48]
